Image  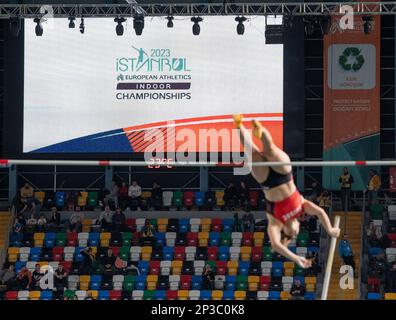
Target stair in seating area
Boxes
[0,212,12,252]
[327,211,362,300]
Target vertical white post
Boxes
[321,215,341,300]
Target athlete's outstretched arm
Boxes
[267,215,311,268]
[303,200,340,238]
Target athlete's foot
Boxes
[252,119,264,139]
[233,114,243,128]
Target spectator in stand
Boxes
[238,182,250,209]
[233,212,241,232]
[48,206,61,231]
[19,183,41,218]
[79,247,96,274]
[112,207,126,232]
[31,263,43,290]
[140,219,156,247]
[26,213,37,232]
[99,205,113,232]
[369,252,386,279]
[151,182,163,209]
[202,264,215,290]
[308,181,323,204]
[54,264,68,293]
[15,267,32,290]
[290,279,306,300]
[11,218,23,246]
[102,248,116,281]
[37,214,47,232]
[386,261,396,293]
[338,234,356,277]
[366,221,383,247]
[118,181,129,210]
[242,210,254,232]
[16,213,26,228]
[223,183,238,208]
[128,181,142,210]
[318,190,331,214]
[366,169,381,208]
[339,167,354,212]
[104,180,119,209]
[0,265,16,290]
[306,251,321,276]
[67,209,83,233]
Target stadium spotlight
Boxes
[320,15,331,35]
[9,17,21,37]
[235,16,247,35]
[362,15,373,35]
[115,17,126,36]
[167,15,174,28]
[68,16,76,28]
[191,16,202,35]
[79,17,85,34]
[133,15,145,36]
[33,18,43,37]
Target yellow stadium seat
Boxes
[227,261,239,276]
[201,218,212,232]
[284,262,295,269]
[87,290,98,299]
[284,268,294,277]
[305,277,316,284]
[281,291,291,300]
[38,261,49,268]
[8,247,19,254]
[100,232,111,240]
[212,290,223,300]
[241,247,252,261]
[215,191,225,206]
[234,291,246,300]
[29,291,41,300]
[385,293,396,300]
[253,232,264,246]
[172,261,183,275]
[141,247,153,261]
[157,218,168,232]
[90,247,97,255]
[8,247,19,263]
[34,191,45,205]
[178,290,189,300]
[34,233,45,240]
[141,191,152,199]
[198,232,209,246]
[78,192,88,207]
[248,276,259,291]
[147,275,158,290]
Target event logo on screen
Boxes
[115,46,192,101]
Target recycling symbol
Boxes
[338,47,365,72]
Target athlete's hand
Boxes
[296,256,312,269]
[329,227,340,238]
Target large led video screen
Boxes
[23,17,283,154]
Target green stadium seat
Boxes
[173,191,183,207]
[55,233,67,246]
[236,275,248,291]
[123,275,136,291]
[144,290,155,300]
[220,232,231,246]
[87,192,98,207]
[121,232,132,246]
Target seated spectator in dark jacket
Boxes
[15,267,32,290]
[290,279,306,300]
[242,210,254,232]
[387,261,396,293]
[223,183,237,206]
[309,181,323,204]
[369,252,386,279]
[48,207,61,230]
[151,182,163,209]
[11,218,23,246]
[202,264,215,290]
[37,214,47,232]
[112,207,126,232]
[0,265,16,290]
[19,183,41,218]
[238,182,250,208]
[102,248,116,280]
[16,213,26,228]
[140,219,156,246]
[79,247,95,274]
[31,264,43,290]
[54,264,68,292]
[26,213,37,232]
[118,182,129,210]
[99,205,113,231]
[306,251,321,275]
[67,209,83,233]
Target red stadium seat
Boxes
[149,261,160,275]
[132,232,140,245]
[6,291,18,300]
[110,247,120,256]
[187,232,198,246]
[249,191,259,208]
[166,290,178,300]
[183,191,194,207]
[211,218,222,232]
[66,232,78,246]
[368,277,380,293]
[216,261,227,275]
[260,276,271,290]
[242,232,253,246]
[252,247,263,262]
[207,247,218,260]
[126,219,136,231]
[60,261,72,273]
[388,233,396,247]
[109,290,122,300]
[53,247,64,261]
[180,275,192,290]
[174,247,186,260]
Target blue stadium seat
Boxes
[155,233,166,246]
[218,246,229,261]
[209,232,220,246]
[98,291,110,300]
[135,275,147,290]
[15,261,26,273]
[272,262,284,277]
[268,291,280,300]
[90,275,102,290]
[40,291,53,300]
[30,248,42,261]
[155,290,166,300]
[194,192,205,207]
[307,246,319,254]
[294,276,305,285]
[289,246,297,254]
[192,276,202,290]
[163,247,174,260]
[138,261,149,274]
[179,219,190,233]
[304,292,315,300]
[74,247,85,262]
[55,191,65,208]
[44,233,56,248]
[225,276,236,290]
[223,290,234,300]
[88,233,100,246]
[238,261,250,275]
[222,219,234,232]
[367,293,381,300]
[200,290,211,300]
[368,247,383,257]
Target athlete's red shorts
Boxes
[268,190,305,224]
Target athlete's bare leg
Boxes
[233,114,268,183]
[252,119,291,174]
[302,199,340,238]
